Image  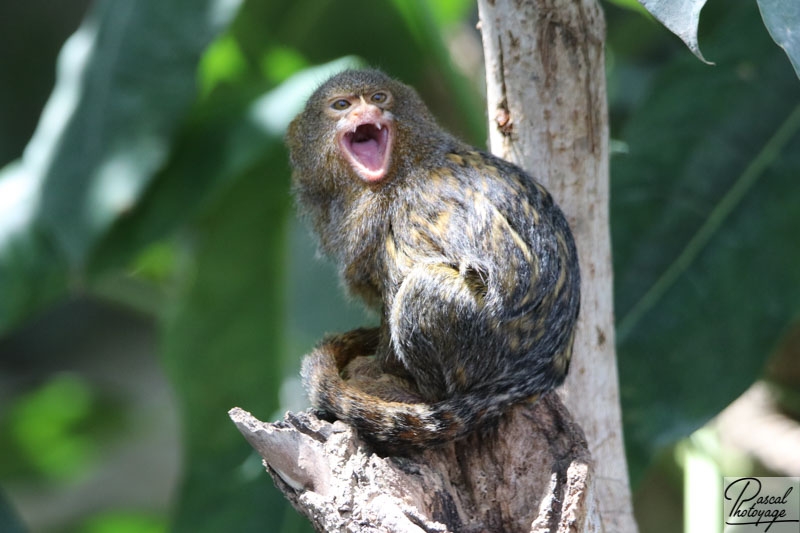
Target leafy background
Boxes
[0,0,798,532]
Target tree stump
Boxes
[230,392,599,532]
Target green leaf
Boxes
[2,374,96,481]
[637,0,711,63]
[198,35,250,96]
[0,166,69,334]
[604,0,651,16]
[426,0,474,28]
[260,47,309,85]
[757,0,800,80]
[35,0,242,266]
[612,1,800,483]
[0,0,241,333]
[77,510,166,533]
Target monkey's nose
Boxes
[350,103,383,122]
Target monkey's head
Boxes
[287,69,444,192]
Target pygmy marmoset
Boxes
[286,69,580,449]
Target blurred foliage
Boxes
[0,488,25,533]
[158,125,292,532]
[612,0,800,484]
[0,0,242,334]
[0,373,121,482]
[76,511,166,533]
[0,0,798,532]
[0,0,91,168]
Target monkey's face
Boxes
[324,89,395,183]
[289,70,439,194]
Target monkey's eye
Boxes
[331,99,351,111]
[371,92,388,104]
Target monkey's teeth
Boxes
[376,123,382,130]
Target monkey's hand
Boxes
[320,327,381,371]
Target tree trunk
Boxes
[476,0,637,531]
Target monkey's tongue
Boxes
[351,138,383,170]
[345,124,389,175]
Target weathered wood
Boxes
[231,392,599,532]
[476,1,637,531]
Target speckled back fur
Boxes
[287,69,580,449]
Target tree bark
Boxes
[476,1,637,531]
[231,393,600,532]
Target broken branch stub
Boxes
[230,392,599,532]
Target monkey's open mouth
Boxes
[340,122,393,182]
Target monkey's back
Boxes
[380,148,580,403]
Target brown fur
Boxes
[287,69,580,450]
